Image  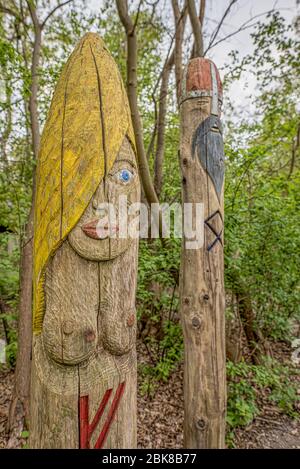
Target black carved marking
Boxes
[205,209,223,252]
[192,116,225,198]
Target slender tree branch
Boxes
[0,297,11,347]
[190,0,205,57]
[153,2,187,194]
[288,122,300,179]
[116,0,132,32]
[146,122,157,160]
[41,0,74,29]
[204,9,277,54]
[187,0,203,57]
[116,2,160,201]
[172,0,187,105]
[154,49,174,196]
[26,0,41,158]
[206,0,238,53]
[133,0,143,31]
[117,0,173,245]
[199,0,206,27]
[145,36,175,161]
[148,2,186,99]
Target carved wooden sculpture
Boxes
[179,58,226,448]
[30,33,140,448]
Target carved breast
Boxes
[42,242,99,365]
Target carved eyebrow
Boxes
[114,158,137,169]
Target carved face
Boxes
[192,114,224,198]
[68,137,140,260]
[42,136,139,367]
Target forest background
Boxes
[0,0,299,448]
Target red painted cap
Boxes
[180,58,223,112]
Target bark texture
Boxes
[179,58,226,448]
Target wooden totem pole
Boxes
[179,59,226,448]
[30,33,140,448]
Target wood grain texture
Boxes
[30,199,139,448]
[30,34,140,447]
[33,33,135,334]
[179,58,226,448]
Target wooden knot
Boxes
[196,418,207,431]
[183,297,190,305]
[192,317,201,329]
[127,313,135,327]
[203,293,209,301]
[62,320,73,335]
[84,329,96,343]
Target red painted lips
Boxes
[82,219,119,240]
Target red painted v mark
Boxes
[79,381,125,449]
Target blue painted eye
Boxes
[118,169,134,184]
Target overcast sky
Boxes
[89,0,298,117]
[203,0,297,116]
[204,0,296,65]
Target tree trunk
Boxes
[154,53,174,198]
[8,2,42,436]
[179,58,226,448]
[116,0,159,209]
[187,0,204,57]
[7,206,33,439]
[236,288,265,365]
[172,0,186,105]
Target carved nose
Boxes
[92,183,106,211]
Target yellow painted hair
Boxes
[33,33,135,334]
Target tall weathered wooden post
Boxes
[30,33,140,448]
[179,58,226,448]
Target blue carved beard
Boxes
[192,115,225,198]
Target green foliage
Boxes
[137,239,182,394]
[0,237,19,296]
[139,320,183,385]
[137,239,180,316]
[139,338,182,399]
[227,359,299,434]
[0,1,99,370]
[224,13,300,340]
[0,2,299,446]
[0,234,19,367]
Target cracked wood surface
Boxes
[30,33,140,448]
[179,58,226,448]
